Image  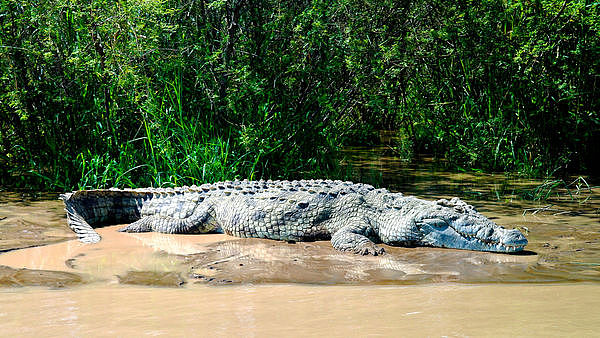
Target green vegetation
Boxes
[1,0,598,190]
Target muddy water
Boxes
[1,284,599,336]
[1,152,599,335]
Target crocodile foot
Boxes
[331,226,386,256]
[354,244,385,256]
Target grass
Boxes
[74,75,263,190]
[521,176,597,203]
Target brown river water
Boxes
[1,147,599,336]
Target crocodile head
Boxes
[382,196,528,253]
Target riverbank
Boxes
[1,162,598,335]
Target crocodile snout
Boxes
[504,229,528,247]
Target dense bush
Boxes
[1,0,598,190]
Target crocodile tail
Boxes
[59,190,148,243]
[60,192,102,243]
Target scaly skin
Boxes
[60,180,528,255]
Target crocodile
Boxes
[59,180,527,255]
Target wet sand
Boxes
[0,217,597,286]
[0,193,75,252]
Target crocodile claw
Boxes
[356,244,385,256]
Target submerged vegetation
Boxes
[1,0,598,190]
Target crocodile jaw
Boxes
[417,219,528,253]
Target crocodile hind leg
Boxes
[118,204,219,234]
[118,216,154,233]
[331,222,385,256]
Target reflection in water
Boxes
[344,145,599,212]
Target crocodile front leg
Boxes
[330,223,385,256]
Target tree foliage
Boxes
[1,0,598,190]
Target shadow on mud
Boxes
[510,250,537,256]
